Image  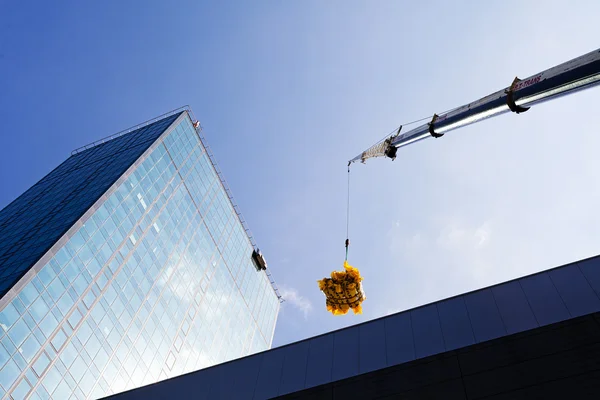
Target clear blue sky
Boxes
[1,1,600,348]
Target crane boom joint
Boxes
[428,114,444,138]
[506,77,531,114]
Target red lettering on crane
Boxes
[513,75,542,91]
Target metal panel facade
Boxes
[464,289,506,342]
[437,297,474,351]
[520,272,571,325]
[358,319,386,374]
[384,312,414,365]
[109,255,600,400]
[331,327,359,381]
[492,280,538,334]
[304,334,334,388]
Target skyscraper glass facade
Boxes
[0,110,280,399]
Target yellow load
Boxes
[318,261,366,315]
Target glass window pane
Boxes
[25,368,38,386]
[0,303,20,332]
[56,294,74,317]
[8,318,29,347]
[32,352,50,376]
[51,329,67,351]
[20,335,40,363]
[30,297,49,321]
[54,248,71,268]
[71,357,87,383]
[13,351,27,370]
[34,384,51,400]
[12,378,32,399]
[69,231,86,254]
[0,342,8,368]
[19,282,39,307]
[77,321,93,345]
[62,342,78,371]
[39,312,58,338]
[37,266,56,287]
[79,369,97,393]
[42,365,61,395]
[52,379,71,399]
[0,359,20,391]
[68,308,83,329]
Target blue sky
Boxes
[1,1,600,348]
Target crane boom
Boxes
[350,48,600,164]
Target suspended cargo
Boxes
[318,261,366,315]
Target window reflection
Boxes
[0,116,279,398]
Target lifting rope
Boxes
[322,109,462,315]
[317,162,366,316]
[345,162,351,261]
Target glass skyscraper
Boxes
[0,108,280,399]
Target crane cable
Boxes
[345,163,351,261]
[344,112,445,255]
[344,107,465,256]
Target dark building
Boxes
[0,108,280,399]
[106,254,600,399]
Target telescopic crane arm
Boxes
[350,48,600,164]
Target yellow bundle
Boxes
[318,261,366,315]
